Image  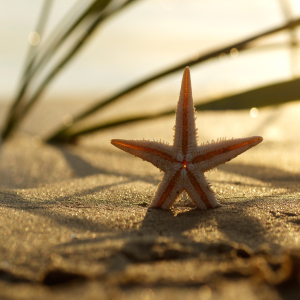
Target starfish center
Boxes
[180,159,190,170]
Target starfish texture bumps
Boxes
[111,67,263,209]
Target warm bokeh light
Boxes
[198,285,212,300]
[230,48,239,58]
[140,288,155,300]
[250,107,259,118]
[28,31,40,46]
[219,53,228,60]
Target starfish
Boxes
[111,67,263,209]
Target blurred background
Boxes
[1,0,300,142]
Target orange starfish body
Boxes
[111,67,263,209]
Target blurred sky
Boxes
[1,0,300,104]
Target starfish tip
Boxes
[252,136,263,146]
[183,66,191,78]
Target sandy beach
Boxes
[0,100,300,300]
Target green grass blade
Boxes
[46,17,300,142]
[46,78,300,142]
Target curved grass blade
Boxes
[3,0,53,134]
[46,17,300,142]
[22,0,53,79]
[47,77,300,142]
[195,77,300,110]
[19,0,135,116]
[48,111,176,142]
[278,0,299,77]
[1,0,111,142]
[1,0,135,142]
[24,0,111,82]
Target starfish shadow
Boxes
[107,203,284,273]
[53,207,213,272]
[214,202,279,250]
[55,208,207,248]
[138,204,279,249]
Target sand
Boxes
[0,100,300,299]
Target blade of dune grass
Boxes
[18,0,136,116]
[46,17,300,143]
[22,0,53,79]
[49,111,176,141]
[194,78,300,110]
[278,0,299,77]
[23,0,112,81]
[1,0,111,141]
[47,78,300,141]
[4,0,53,131]
[1,0,135,142]
[4,0,82,125]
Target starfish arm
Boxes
[183,170,219,209]
[173,67,197,160]
[193,136,263,172]
[111,139,176,171]
[149,169,183,209]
